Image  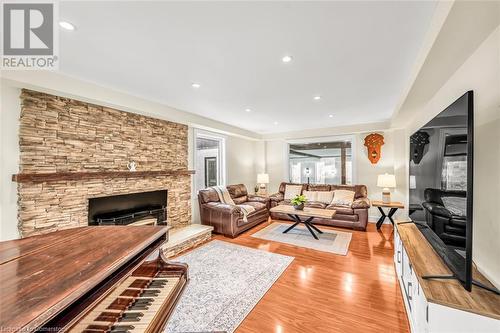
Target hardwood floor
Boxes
[212,220,410,333]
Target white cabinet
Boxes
[393,227,499,333]
[395,228,424,332]
[413,278,429,333]
[394,229,403,277]
[408,256,428,332]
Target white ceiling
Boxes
[59,1,437,134]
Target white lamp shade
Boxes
[377,173,396,188]
[257,173,269,184]
[409,175,416,189]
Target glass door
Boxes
[194,131,225,192]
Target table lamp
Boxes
[377,173,396,203]
[257,173,269,195]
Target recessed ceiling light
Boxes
[191,83,201,88]
[314,95,321,101]
[273,121,278,125]
[328,114,334,118]
[59,21,76,31]
[282,55,292,63]
[245,108,252,112]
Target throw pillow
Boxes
[331,190,355,206]
[316,191,335,204]
[303,190,318,202]
[442,196,467,216]
[284,185,303,200]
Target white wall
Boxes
[226,136,261,192]
[398,27,500,287]
[0,84,21,241]
[355,130,406,220]
[265,139,288,194]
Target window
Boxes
[194,131,225,192]
[441,134,467,191]
[288,139,353,185]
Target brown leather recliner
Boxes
[198,184,270,238]
[269,182,370,231]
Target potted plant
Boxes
[291,194,307,210]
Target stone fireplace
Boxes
[15,89,192,237]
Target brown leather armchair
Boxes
[198,184,270,238]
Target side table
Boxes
[372,201,404,229]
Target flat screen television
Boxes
[408,91,474,291]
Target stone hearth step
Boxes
[162,224,213,258]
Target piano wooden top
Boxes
[0,226,169,332]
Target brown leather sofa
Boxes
[269,182,370,231]
[198,184,270,238]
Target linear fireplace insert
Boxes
[88,190,168,226]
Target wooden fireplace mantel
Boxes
[12,170,195,183]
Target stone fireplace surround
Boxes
[15,89,192,237]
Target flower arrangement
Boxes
[291,194,307,210]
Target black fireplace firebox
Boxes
[88,190,168,226]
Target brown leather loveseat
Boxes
[198,184,270,238]
[269,182,371,231]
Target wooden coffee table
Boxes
[270,205,336,240]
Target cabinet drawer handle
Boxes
[408,282,412,300]
[397,250,401,263]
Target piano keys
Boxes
[0,226,188,333]
[70,276,179,332]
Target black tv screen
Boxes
[409,91,473,291]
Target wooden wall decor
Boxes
[364,133,384,164]
[410,131,430,164]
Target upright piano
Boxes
[0,226,188,332]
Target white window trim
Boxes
[285,134,357,184]
[193,128,227,193]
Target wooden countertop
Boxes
[0,226,169,331]
[395,221,500,320]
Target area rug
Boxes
[165,240,294,333]
[251,222,352,255]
